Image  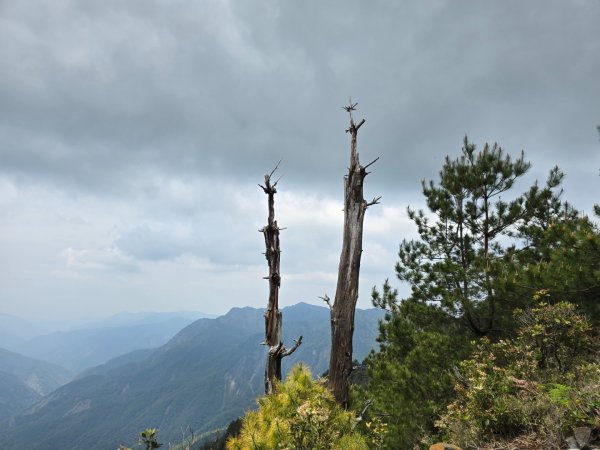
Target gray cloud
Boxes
[0,0,598,320]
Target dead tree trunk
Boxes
[328,102,380,407]
[260,163,303,395]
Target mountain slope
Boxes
[75,348,155,379]
[0,348,73,396]
[2,303,382,450]
[0,348,73,422]
[0,371,42,422]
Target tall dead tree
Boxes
[327,102,380,407]
[260,163,303,394]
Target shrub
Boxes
[226,364,369,450]
[437,299,600,449]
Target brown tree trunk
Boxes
[328,102,379,407]
[260,164,302,395]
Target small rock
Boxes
[566,436,580,450]
[574,426,592,448]
[429,444,462,450]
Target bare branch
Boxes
[366,196,382,207]
[268,342,284,356]
[281,335,303,358]
[343,100,358,112]
[267,160,282,180]
[451,365,468,387]
[353,399,373,429]
[355,118,365,131]
[363,156,380,170]
[359,399,373,419]
[319,294,332,310]
[262,161,282,195]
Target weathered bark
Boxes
[259,163,303,394]
[328,102,379,407]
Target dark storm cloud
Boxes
[1,1,599,320]
[2,0,598,201]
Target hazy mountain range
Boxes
[1,303,383,450]
[0,311,211,373]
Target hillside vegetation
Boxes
[361,139,600,449]
[1,304,382,449]
[216,139,600,450]
[0,348,73,422]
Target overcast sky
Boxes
[1,1,599,323]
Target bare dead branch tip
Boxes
[355,118,365,131]
[366,196,382,207]
[343,102,358,113]
[319,294,332,310]
[353,399,373,428]
[363,156,380,170]
[268,160,282,179]
[261,160,282,193]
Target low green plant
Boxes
[226,364,369,450]
[437,299,600,449]
[140,428,162,450]
[119,428,162,450]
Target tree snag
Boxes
[259,163,303,394]
[328,101,379,407]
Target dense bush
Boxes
[226,364,370,450]
[437,299,600,449]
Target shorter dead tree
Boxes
[260,163,303,394]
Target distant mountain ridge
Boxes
[0,348,73,422]
[72,310,216,330]
[1,312,211,373]
[0,314,53,352]
[1,303,383,450]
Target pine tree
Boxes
[389,136,563,336]
[366,137,569,448]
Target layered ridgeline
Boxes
[0,348,73,422]
[0,314,54,352]
[2,312,210,373]
[1,303,382,450]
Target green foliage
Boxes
[437,301,600,449]
[367,139,599,448]
[119,428,162,450]
[366,285,472,448]
[500,216,600,322]
[226,364,370,450]
[140,428,162,450]
[197,419,242,450]
[2,306,382,449]
[393,137,565,336]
